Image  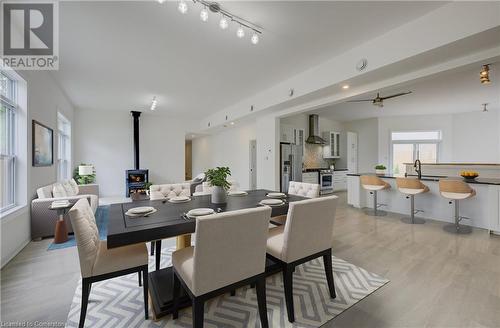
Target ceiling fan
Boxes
[346,91,412,107]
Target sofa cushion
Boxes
[36,185,53,199]
[62,181,76,196]
[52,183,67,198]
[69,179,79,195]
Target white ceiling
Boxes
[52,1,445,117]
[313,62,500,122]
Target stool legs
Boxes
[401,195,425,224]
[363,190,387,217]
[443,199,472,234]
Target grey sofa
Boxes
[31,180,99,240]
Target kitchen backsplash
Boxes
[303,143,332,168]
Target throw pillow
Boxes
[62,181,76,196]
[69,179,79,195]
[52,183,67,198]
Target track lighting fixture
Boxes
[150,97,157,111]
[173,1,262,45]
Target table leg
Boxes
[155,240,162,271]
[54,214,68,244]
[176,234,191,250]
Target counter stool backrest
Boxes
[396,178,427,190]
[439,179,473,194]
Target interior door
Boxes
[249,140,257,190]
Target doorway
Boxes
[185,140,192,180]
[249,140,257,189]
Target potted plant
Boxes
[73,163,96,184]
[144,182,153,195]
[375,164,387,175]
[205,167,231,204]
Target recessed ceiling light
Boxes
[150,97,157,111]
[251,33,259,45]
[178,1,188,14]
[230,121,235,125]
[157,0,165,3]
[342,85,350,90]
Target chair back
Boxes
[288,181,320,198]
[439,179,473,194]
[396,177,426,190]
[192,207,272,296]
[360,175,386,187]
[282,196,338,263]
[68,198,100,278]
[150,183,191,200]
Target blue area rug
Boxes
[47,206,109,251]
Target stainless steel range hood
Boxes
[306,114,326,144]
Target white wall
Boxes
[376,111,500,168]
[74,110,191,197]
[1,70,75,268]
[192,121,256,190]
[451,110,500,163]
[343,118,379,173]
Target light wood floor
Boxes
[2,192,500,327]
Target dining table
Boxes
[107,189,307,319]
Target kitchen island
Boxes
[347,173,500,234]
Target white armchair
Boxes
[149,183,191,200]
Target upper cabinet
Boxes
[323,131,340,158]
[280,124,305,149]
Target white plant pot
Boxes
[375,169,387,175]
[211,186,227,204]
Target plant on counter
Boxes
[375,164,387,175]
[205,167,231,204]
[73,163,96,185]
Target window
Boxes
[57,112,71,181]
[0,72,17,212]
[391,131,441,175]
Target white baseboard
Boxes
[1,238,30,269]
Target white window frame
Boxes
[390,130,442,174]
[1,72,17,213]
[57,112,71,181]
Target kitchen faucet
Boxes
[414,159,422,179]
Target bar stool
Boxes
[360,175,391,216]
[439,179,476,234]
[396,178,429,224]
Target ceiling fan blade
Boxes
[346,99,374,103]
[380,91,412,100]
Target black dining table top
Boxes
[107,189,307,249]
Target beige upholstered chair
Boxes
[439,179,476,234]
[271,181,320,226]
[360,175,391,216]
[149,182,191,200]
[396,178,429,224]
[288,181,320,198]
[69,199,149,328]
[172,207,272,328]
[267,196,338,322]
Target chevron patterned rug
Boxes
[66,247,388,327]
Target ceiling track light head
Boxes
[208,2,220,13]
[482,103,489,112]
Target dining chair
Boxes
[149,182,192,265]
[172,207,272,328]
[68,199,149,328]
[271,181,319,226]
[266,195,338,323]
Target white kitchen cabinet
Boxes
[302,172,319,184]
[333,171,348,191]
[323,131,340,158]
[280,124,294,143]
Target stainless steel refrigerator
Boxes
[280,143,303,192]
